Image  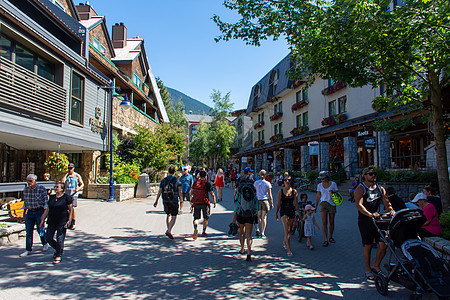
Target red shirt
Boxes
[230,172,236,179]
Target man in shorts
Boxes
[354,167,394,281]
[153,166,182,239]
[190,170,216,239]
[253,170,273,238]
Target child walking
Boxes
[303,204,320,250]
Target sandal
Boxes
[165,232,174,240]
[365,271,375,281]
[53,257,61,264]
[239,249,245,254]
[287,252,293,257]
[329,237,335,243]
[322,241,329,247]
[372,268,387,278]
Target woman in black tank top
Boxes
[275,176,300,257]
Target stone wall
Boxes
[301,145,310,173]
[86,183,135,201]
[285,148,293,171]
[344,136,358,177]
[378,131,391,169]
[112,98,158,134]
[319,142,330,171]
[379,182,431,200]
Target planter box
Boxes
[86,183,136,201]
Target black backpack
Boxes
[162,177,177,201]
[235,180,258,217]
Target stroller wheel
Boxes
[375,274,388,296]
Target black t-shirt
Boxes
[47,193,72,227]
[358,183,383,222]
[388,194,406,212]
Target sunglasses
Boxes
[366,172,376,176]
[27,180,33,182]
[284,179,291,182]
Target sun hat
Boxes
[305,204,314,211]
[243,167,254,174]
[317,171,329,179]
[411,193,427,203]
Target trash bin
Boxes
[135,173,151,198]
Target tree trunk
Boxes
[429,74,449,212]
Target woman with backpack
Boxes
[275,175,301,257]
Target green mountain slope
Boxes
[167,87,211,115]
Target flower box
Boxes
[321,113,348,126]
[254,140,265,147]
[269,133,283,143]
[321,81,346,96]
[291,80,305,89]
[291,100,308,112]
[254,121,265,129]
[270,112,283,121]
[269,96,280,102]
[290,126,309,136]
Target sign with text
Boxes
[89,107,105,134]
[364,137,376,149]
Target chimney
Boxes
[75,2,98,20]
[112,23,127,48]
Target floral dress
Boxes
[304,214,315,237]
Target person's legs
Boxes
[373,242,387,272]
[45,224,57,252]
[166,214,170,231]
[54,225,67,257]
[36,210,47,246]
[281,216,292,253]
[245,223,253,255]
[306,236,311,247]
[238,223,245,252]
[321,210,329,242]
[24,212,35,252]
[363,244,373,274]
[329,212,335,240]
[168,215,177,233]
[219,186,223,201]
[261,210,268,235]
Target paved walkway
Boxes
[0,185,433,299]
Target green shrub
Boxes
[374,168,437,183]
[307,170,319,181]
[440,211,450,240]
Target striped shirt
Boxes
[23,184,48,210]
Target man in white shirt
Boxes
[253,170,274,237]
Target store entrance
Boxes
[358,142,374,168]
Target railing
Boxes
[0,57,66,123]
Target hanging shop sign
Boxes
[241,157,248,163]
[364,137,376,149]
[89,107,105,134]
[308,141,319,155]
[358,130,373,137]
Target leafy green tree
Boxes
[132,124,185,171]
[214,0,450,210]
[156,77,187,127]
[207,119,237,167]
[189,122,209,165]
[210,89,234,122]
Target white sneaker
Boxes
[20,251,31,257]
[42,244,49,251]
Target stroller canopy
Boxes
[389,209,426,247]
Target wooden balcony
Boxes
[0,57,66,123]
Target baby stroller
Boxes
[372,209,450,299]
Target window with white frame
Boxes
[70,71,85,125]
[296,115,302,128]
[338,96,347,114]
[133,73,142,88]
[269,70,278,97]
[329,100,337,116]
[93,38,106,55]
[258,112,264,123]
[303,112,308,127]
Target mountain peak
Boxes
[167,87,212,115]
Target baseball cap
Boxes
[243,167,254,174]
[317,171,329,179]
[182,166,188,171]
[68,163,75,168]
[411,193,427,203]
[362,166,375,176]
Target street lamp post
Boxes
[108,81,131,202]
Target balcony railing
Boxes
[0,56,66,123]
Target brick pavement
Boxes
[0,185,435,299]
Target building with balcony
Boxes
[237,54,437,176]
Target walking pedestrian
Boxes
[275,175,300,257]
[20,174,49,257]
[230,168,237,188]
[39,181,73,264]
[314,171,338,247]
[61,163,84,230]
[153,166,182,239]
[214,168,225,202]
[254,170,273,238]
[234,167,257,261]
[303,204,320,250]
[190,170,216,239]
[354,167,394,281]
[180,166,194,214]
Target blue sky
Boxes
[89,0,289,110]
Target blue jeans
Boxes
[25,209,47,251]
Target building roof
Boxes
[186,114,213,123]
[79,15,103,29]
[111,38,142,62]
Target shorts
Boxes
[320,201,336,214]
[163,202,179,216]
[182,192,190,202]
[358,219,381,245]
[280,207,295,219]
[193,203,210,220]
[71,194,78,207]
[258,199,270,212]
[237,214,258,225]
[231,178,236,182]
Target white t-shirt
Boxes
[317,181,338,206]
[254,179,272,200]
